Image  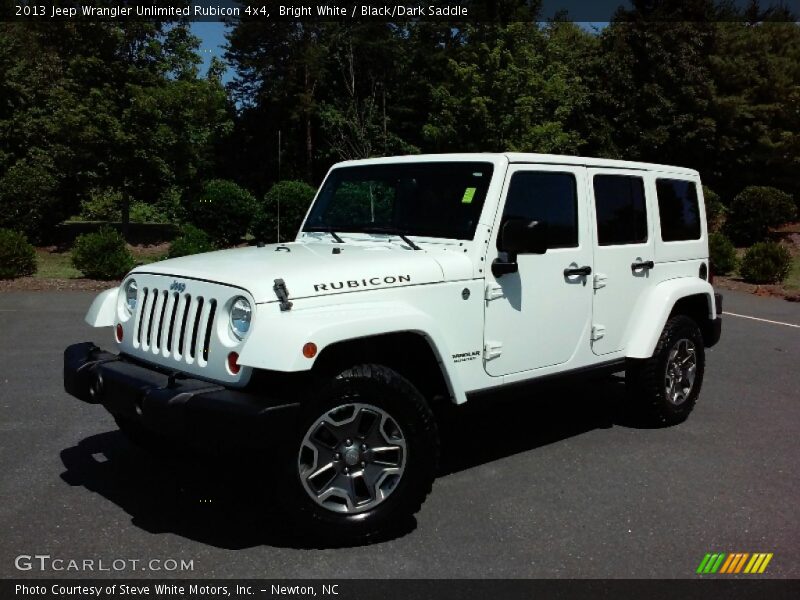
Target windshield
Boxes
[304,162,494,240]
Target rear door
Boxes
[588,169,655,355]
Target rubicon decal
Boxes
[313,275,411,292]
[696,552,773,574]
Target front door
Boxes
[588,168,655,355]
[483,165,593,377]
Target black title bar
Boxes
[3,0,800,22]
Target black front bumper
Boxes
[64,342,300,449]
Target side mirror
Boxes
[492,218,548,277]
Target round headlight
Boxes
[124,279,138,313]
[230,297,252,340]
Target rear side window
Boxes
[656,179,701,241]
[501,171,578,249]
[593,175,648,246]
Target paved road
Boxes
[0,289,797,579]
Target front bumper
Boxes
[64,342,300,449]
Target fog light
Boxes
[227,352,241,375]
[302,342,318,358]
[115,324,123,342]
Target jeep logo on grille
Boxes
[169,280,186,293]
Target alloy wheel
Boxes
[298,403,407,514]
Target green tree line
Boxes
[1,0,799,245]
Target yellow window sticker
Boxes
[462,187,477,204]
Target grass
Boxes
[785,253,800,291]
[35,246,166,280]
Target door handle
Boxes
[563,265,592,277]
[631,260,654,271]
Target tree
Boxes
[424,21,590,154]
[0,22,233,241]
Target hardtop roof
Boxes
[335,153,699,177]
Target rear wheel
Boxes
[626,315,705,426]
[278,364,439,542]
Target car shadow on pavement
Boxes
[59,431,414,550]
[59,374,646,550]
[437,374,639,475]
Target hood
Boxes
[133,241,472,303]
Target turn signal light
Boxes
[115,324,123,342]
[227,352,241,375]
[302,342,318,358]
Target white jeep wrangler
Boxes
[64,153,721,539]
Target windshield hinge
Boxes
[273,278,293,312]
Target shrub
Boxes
[0,151,61,244]
[187,180,256,247]
[0,229,37,280]
[252,180,316,244]
[71,227,135,280]
[739,241,792,284]
[708,232,737,276]
[130,202,168,224]
[79,187,123,221]
[726,186,796,245]
[703,186,726,233]
[154,186,185,223]
[168,224,215,258]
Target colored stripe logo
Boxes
[696,553,773,574]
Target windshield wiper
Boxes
[359,226,421,251]
[305,226,344,243]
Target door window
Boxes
[593,175,648,246]
[655,178,701,241]
[501,172,579,249]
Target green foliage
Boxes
[168,224,215,258]
[0,229,37,280]
[703,186,726,233]
[2,14,800,242]
[79,188,123,221]
[708,232,737,275]
[739,242,792,284]
[423,22,590,154]
[0,150,61,243]
[0,22,232,243]
[187,180,256,246]
[71,227,135,280]
[153,186,186,223]
[726,186,796,245]
[129,187,185,224]
[129,202,167,224]
[252,181,316,243]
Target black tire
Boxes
[626,315,705,426]
[277,364,439,543]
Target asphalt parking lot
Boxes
[0,288,797,579]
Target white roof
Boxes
[336,153,699,177]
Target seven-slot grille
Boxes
[133,287,218,367]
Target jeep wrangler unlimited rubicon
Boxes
[64,154,721,539]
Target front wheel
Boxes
[626,315,706,426]
[278,364,439,542]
